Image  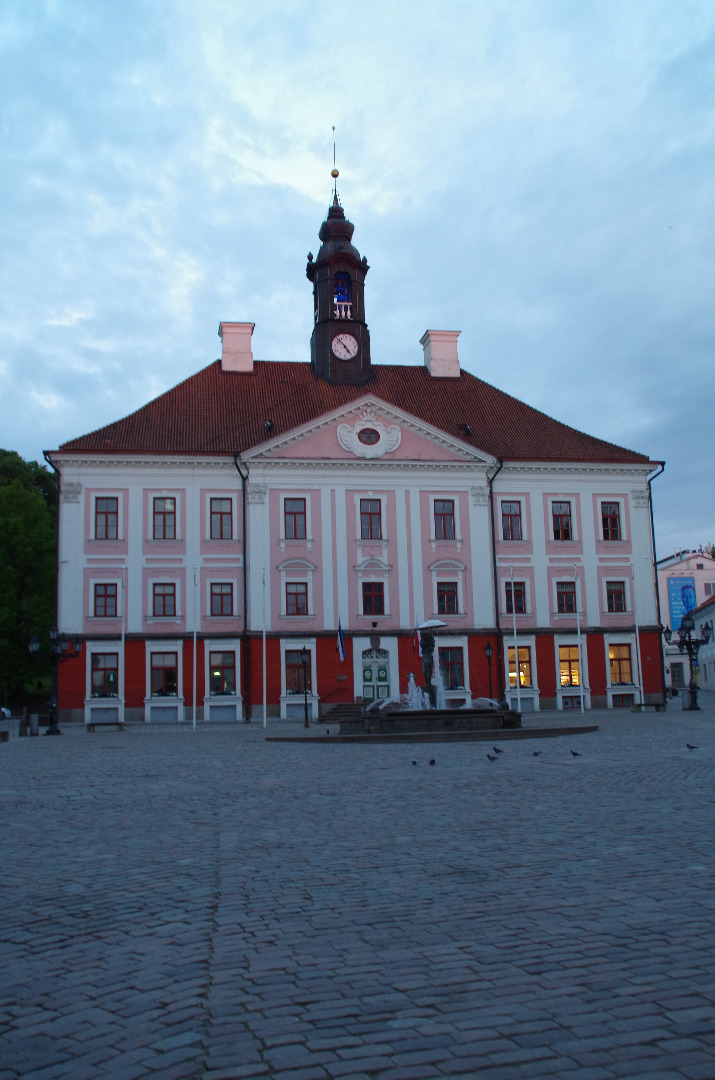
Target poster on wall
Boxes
[667,577,696,630]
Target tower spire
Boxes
[331,125,339,202]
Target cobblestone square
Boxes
[2,702,715,1079]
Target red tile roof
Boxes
[58,360,651,464]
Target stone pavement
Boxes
[2,701,715,1080]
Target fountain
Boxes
[339,622,520,737]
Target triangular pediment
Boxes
[243,396,496,467]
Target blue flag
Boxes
[337,618,346,662]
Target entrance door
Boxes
[362,648,390,702]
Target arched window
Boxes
[333,272,352,318]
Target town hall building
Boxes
[48,190,665,724]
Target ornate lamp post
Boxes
[484,642,493,700]
[663,615,712,711]
[300,645,310,728]
[28,628,82,735]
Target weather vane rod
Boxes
[331,125,339,199]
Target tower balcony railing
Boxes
[334,301,352,319]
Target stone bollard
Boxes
[29,714,39,736]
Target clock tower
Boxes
[306,192,371,385]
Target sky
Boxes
[1,0,714,557]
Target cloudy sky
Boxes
[1,0,713,556]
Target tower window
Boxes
[333,272,352,318]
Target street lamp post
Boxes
[29,628,82,735]
[300,645,310,728]
[484,642,493,700]
[663,615,712,711]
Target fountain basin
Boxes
[339,706,521,736]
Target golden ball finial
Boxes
[331,168,339,179]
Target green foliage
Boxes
[0,452,57,705]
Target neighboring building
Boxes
[658,550,715,694]
[48,193,665,724]
[691,597,715,698]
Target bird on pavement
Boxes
[492,746,504,754]
[429,758,436,766]
[532,750,541,756]
[412,760,418,765]
[487,753,498,761]
[687,744,699,750]
[570,749,581,757]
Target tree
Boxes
[0,452,57,706]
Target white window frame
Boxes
[354,492,387,542]
[429,494,462,549]
[207,578,238,618]
[504,635,540,712]
[91,492,123,541]
[206,494,236,542]
[357,558,391,617]
[280,493,313,550]
[89,578,122,619]
[603,578,631,615]
[549,498,576,543]
[204,639,242,721]
[279,638,319,720]
[144,639,185,722]
[436,634,471,704]
[500,497,526,543]
[503,578,529,616]
[554,635,591,710]
[600,497,627,543]
[428,559,466,617]
[147,577,182,623]
[277,558,316,617]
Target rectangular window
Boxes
[601,502,621,541]
[95,497,118,540]
[151,652,178,696]
[210,583,233,617]
[557,581,576,614]
[705,583,714,596]
[209,651,236,695]
[606,581,626,613]
[505,581,526,614]
[437,582,458,614]
[91,652,118,698]
[508,646,532,688]
[284,497,306,540]
[153,497,176,540]
[153,583,176,617]
[559,645,580,686]
[286,582,308,616]
[210,498,233,540]
[670,662,684,688]
[94,582,117,618]
[552,501,572,541]
[285,649,309,694]
[501,501,522,541]
[434,499,455,540]
[438,647,464,690]
[362,581,384,615]
[360,498,382,539]
[609,644,632,685]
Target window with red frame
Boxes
[609,644,632,685]
[437,582,458,614]
[151,652,178,696]
[209,651,236,695]
[153,583,176,617]
[91,652,118,697]
[501,501,522,541]
[552,501,572,541]
[94,582,117,618]
[95,497,118,540]
[284,498,306,540]
[601,502,621,541]
[285,649,309,694]
[210,498,232,540]
[286,582,308,616]
[438,647,464,689]
[607,581,626,612]
[505,581,526,614]
[210,583,233,616]
[557,581,576,614]
[360,498,382,539]
[362,581,384,615]
[434,499,455,540]
[153,497,176,540]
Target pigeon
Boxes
[492,746,504,754]
[487,753,498,761]
[687,743,699,750]
[570,749,581,757]
[429,758,436,766]
[532,750,541,757]
[412,760,418,766]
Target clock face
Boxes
[331,333,359,360]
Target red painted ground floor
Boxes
[57,629,665,723]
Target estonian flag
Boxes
[337,618,346,662]
[414,628,422,657]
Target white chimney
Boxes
[219,322,255,373]
[420,330,460,378]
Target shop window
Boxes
[508,646,532,688]
[609,644,632,685]
[559,645,580,686]
[438,647,464,689]
[151,652,178,696]
[285,649,309,694]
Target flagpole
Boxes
[575,562,584,714]
[632,561,643,706]
[510,565,521,711]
